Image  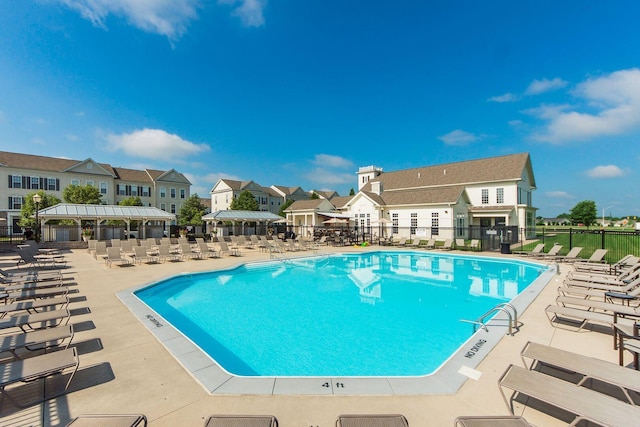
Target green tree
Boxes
[19,190,61,228]
[119,196,144,206]
[349,188,355,196]
[279,199,295,217]
[569,200,597,227]
[230,190,259,211]
[310,191,320,199]
[62,184,102,204]
[178,194,207,226]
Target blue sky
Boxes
[1,1,639,218]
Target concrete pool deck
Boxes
[0,245,626,426]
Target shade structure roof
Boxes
[36,203,176,221]
[202,210,284,222]
[317,211,351,219]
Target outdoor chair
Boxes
[0,325,74,360]
[454,416,532,427]
[66,414,147,427]
[0,347,79,407]
[498,363,640,427]
[336,414,408,427]
[105,247,133,268]
[204,415,277,427]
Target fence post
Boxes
[601,228,606,249]
[569,227,573,249]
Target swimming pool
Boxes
[133,251,548,379]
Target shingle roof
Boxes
[0,151,115,175]
[380,186,466,206]
[287,199,326,211]
[113,167,152,182]
[363,153,533,192]
[329,196,353,208]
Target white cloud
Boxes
[105,128,210,161]
[545,191,573,199]
[217,0,266,27]
[525,77,568,95]
[586,165,625,178]
[311,154,353,169]
[438,129,479,146]
[304,168,353,186]
[531,69,640,143]
[59,0,200,40]
[488,93,519,103]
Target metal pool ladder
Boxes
[460,303,518,336]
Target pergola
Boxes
[202,210,284,235]
[35,203,176,241]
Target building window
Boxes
[30,177,39,189]
[12,175,21,189]
[481,188,489,204]
[496,187,504,204]
[47,178,57,191]
[431,212,439,236]
[410,213,418,235]
[117,184,126,196]
[160,203,166,211]
[70,179,79,186]
[392,213,399,234]
[456,213,466,237]
[86,163,93,170]
[86,180,94,187]
[100,182,108,195]
[180,189,186,199]
[170,188,176,199]
[131,186,138,196]
[170,204,176,214]
[9,196,23,210]
[160,187,166,198]
[142,186,150,197]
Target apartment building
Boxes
[0,151,190,230]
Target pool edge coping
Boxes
[115,251,556,396]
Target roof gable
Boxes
[365,153,532,192]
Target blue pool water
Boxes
[135,251,547,377]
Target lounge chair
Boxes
[158,245,182,262]
[552,246,583,262]
[469,239,480,251]
[336,414,408,427]
[545,303,636,332]
[132,246,160,264]
[204,415,278,427]
[540,244,563,259]
[573,248,609,267]
[512,243,544,256]
[421,238,436,249]
[520,341,640,403]
[1,285,71,303]
[393,237,407,247]
[0,308,71,332]
[574,254,639,275]
[218,241,240,256]
[91,241,108,261]
[0,325,74,359]
[438,239,453,250]
[454,416,532,427]
[556,295,640,317]
[198,242,220,259]
[0,267,63,282]
[455,239,466,250]
[16,248,67,269]
[498,364,640,427]
[66,414,147,427]
[179,243,203,260]
[105,247,134,268]
[0,347,79,407]
[0,295,69,316]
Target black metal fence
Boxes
[1,223,637,263]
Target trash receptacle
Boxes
[500,242,511,254]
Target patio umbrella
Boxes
[323,218,348,225]
[371,218,392,239]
